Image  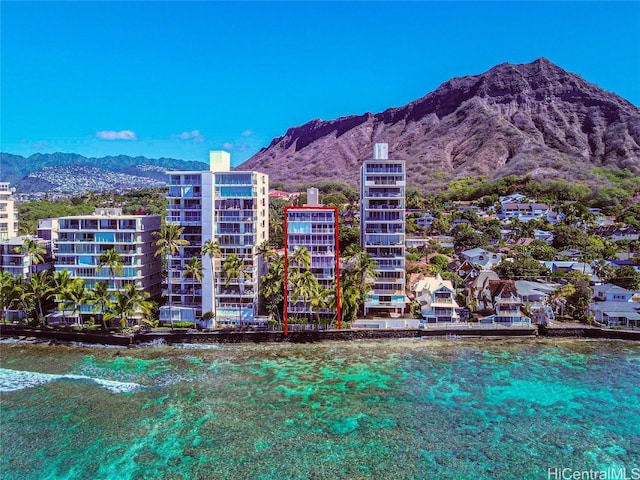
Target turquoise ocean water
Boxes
[1,338,639,480]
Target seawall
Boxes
[2,324,639,346]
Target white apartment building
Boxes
[284,188,340,330]
[360,143,406,317]
[166,151,268,325]
[55,209,163,306]
[0,183,18,240]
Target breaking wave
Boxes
[0,367,141,394]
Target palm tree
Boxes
[14,237,46,276]
[331,275,361,324]
[309,284,332,328]
[86,281,113,330]
[0,271,19,322]
[58,278,86,326]
[106,283,153,329]
[260,255,284,326]
[153,223,189,329]
[222,253,249,326]
[20,271,53,325]
[201,239,221,324]
[97,248,124,292]
[342,249,377,316]
[290,269,319,323]
[183,256,203,316]
[288,246,311,272]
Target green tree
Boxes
[97,248,124,291]
[0,271,20,321]
[14,237,46,276]
[260,254,285,325]
[202,239,222,324]
[86,281,113,330]
[609,266,640,291]
[106,283,153,329]
[153,222,189,327]
[454,230,488,251]
[222,253,250,325]
[58,277,86,325]
[20,271,53,325]
[494,255,551,280]
[183,256,203,312]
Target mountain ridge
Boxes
[239,58,640,190]
[0,152,208,194]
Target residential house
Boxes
[480,280,530,325]
[465,270,500,311]
[591,301,640,328]
[413,274,460,323]
[460,248,502,271]
[593,283,635,302]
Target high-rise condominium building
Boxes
[55,208,163,317]
[166,151,268,325]
[0,183,18,240]
[284,188,340,332]
[360,143,406,317]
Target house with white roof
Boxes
[460,248,502,270]
[413,274,460,323]
[593,284,635,303]
[591,301,640,328]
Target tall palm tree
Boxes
[183,256,203,315]
[153,223,189,327]
[222,253,249,326]
[201,239,221,324]
[106,283,153,329]
[14,237,46,276]
[20,271,53,325]
[86,281,113,330]
[97,248,124,291]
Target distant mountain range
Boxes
[3,59,639,196]
[0,153,207,196]
[239,58,640,190]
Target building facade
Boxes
[283,190,340,331]
[166,151,269,325]
[55,209,163,304]
[360,143,406,317]
[0,183,18,240]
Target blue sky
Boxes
[2,1,639,167]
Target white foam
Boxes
[0,368,141,394]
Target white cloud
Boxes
[222,142,249,152]
[96,130,137,140]
[241,129,253,137]
[178,130,204,142]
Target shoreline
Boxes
[2,323,640,346]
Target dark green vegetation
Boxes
[18,188,168,234]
